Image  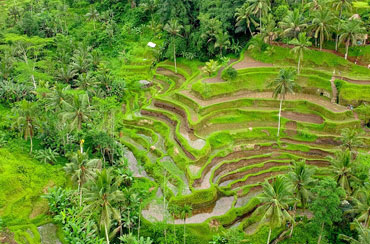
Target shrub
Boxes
[222,67,237,81]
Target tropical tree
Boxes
[339,220,370,244]
[70,46,93,74]
[339,19,366,60]
[164,19,183,73]
[332,0,353,19]
[289,32,312,74]
[34,148,59,164]
[310,178,345,244]
[235,4,257,37]
[256,176,294,244]
[140,0,157,30]
[279,9,307,38]
[202,59,219,77]
[311,9,335,50]
[340,128,363,152]
[214,32,231,56]
[329,150,358,194]
[287,160,316,210]
[246,0,271,29]
[268,68,298,137]
[13,100,38,153]
[46,84,70,111]
[83,169,125,244]
[85,7,100,30]
[64,151,102,206]
[259,14,278,44]
[350,185,370,227]
[180,204,192,244]
[60,93,94,131]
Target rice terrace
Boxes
[0,0,370,243]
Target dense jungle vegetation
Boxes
[0,0,370,243]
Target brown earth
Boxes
[281,111,324,124]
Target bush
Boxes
[222,67,237,81]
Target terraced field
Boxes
[121,50,370,235]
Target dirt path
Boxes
[330,76,338,103]
[232,56,273,70]
[333,75,370,85]
[181,90,348,113]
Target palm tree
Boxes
[85,7,100,30]
[329,150,357,194]
[279,9,307,38]
[311,9,335,50]
[259,14,278,44]
[46,84,70,111]
[350,185,370,227]
[13,100,38,153]
[60,93,94,131]
[76,72,97,90]
[64,151,102,206]
[140,0,157,30]
[289,32,312,74]
[246,0,271,29]
[164,19,183,73]
[332,0,353,19]
[70,46,93,74]
[214,32,231,56]
[340,128,363,152]
[339,220,370,243]
[235,4,257,37]
[256,176,294,244]
[287,160,316,210]
[339,19,366,60]
[202,59,219,77]
[83,169,125,244]
[180,204,192,244]
[268,68,298,137]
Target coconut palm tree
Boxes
[214,32,231,56]
[64,151,102,206]
[83,168,125,244]
[56,65,77,85]
[60,93,94,131]
[85,7,100,30]
[339,220,370,244]
[289,32,312,74]
[259,14,278,44]
[256,176,294,244]
[350,185,370,228]
[311,9,335,50]
[246,0,271,29]
[287,160,316,210]
[235,4,257,37]
[329,150,357,194]
[332,0,353,19]
[339,19,366,60]
[279,9,307,38]
[340,128,363,152]
[164,19,183,73]
[13,100,38,153]
[180,204,192,244]
[46,84,70,111]
[268,68,298,137]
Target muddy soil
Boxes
[281,111,324,124]
[230,171,286,190]
[232,56,273,70]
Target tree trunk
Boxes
[30,136,33,153]
[174,43,177,73]
[248,22,253,37]
[183,219,186,244]
[267,227,272,244]
[105,222,110,244]
[289,222,294,237]
[277,98,283,137]
[335,34,339,51]
[345,39,349,60]
[297,56,301,74]
[259,11,262,30]
[79,181,82,207]
[317,223,324,244]
[138,204,141,239]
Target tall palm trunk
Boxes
[247,22,253,37]
[173,42,177,73]
[344,39,349,60]
[267,227,272,244]
[277,98,283,137]
[104,222,110,244]
[259,11,262,30]
[297,56,301,74]
[30,136,33,153]
[317,222,324,244]
[183,218,186,244]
